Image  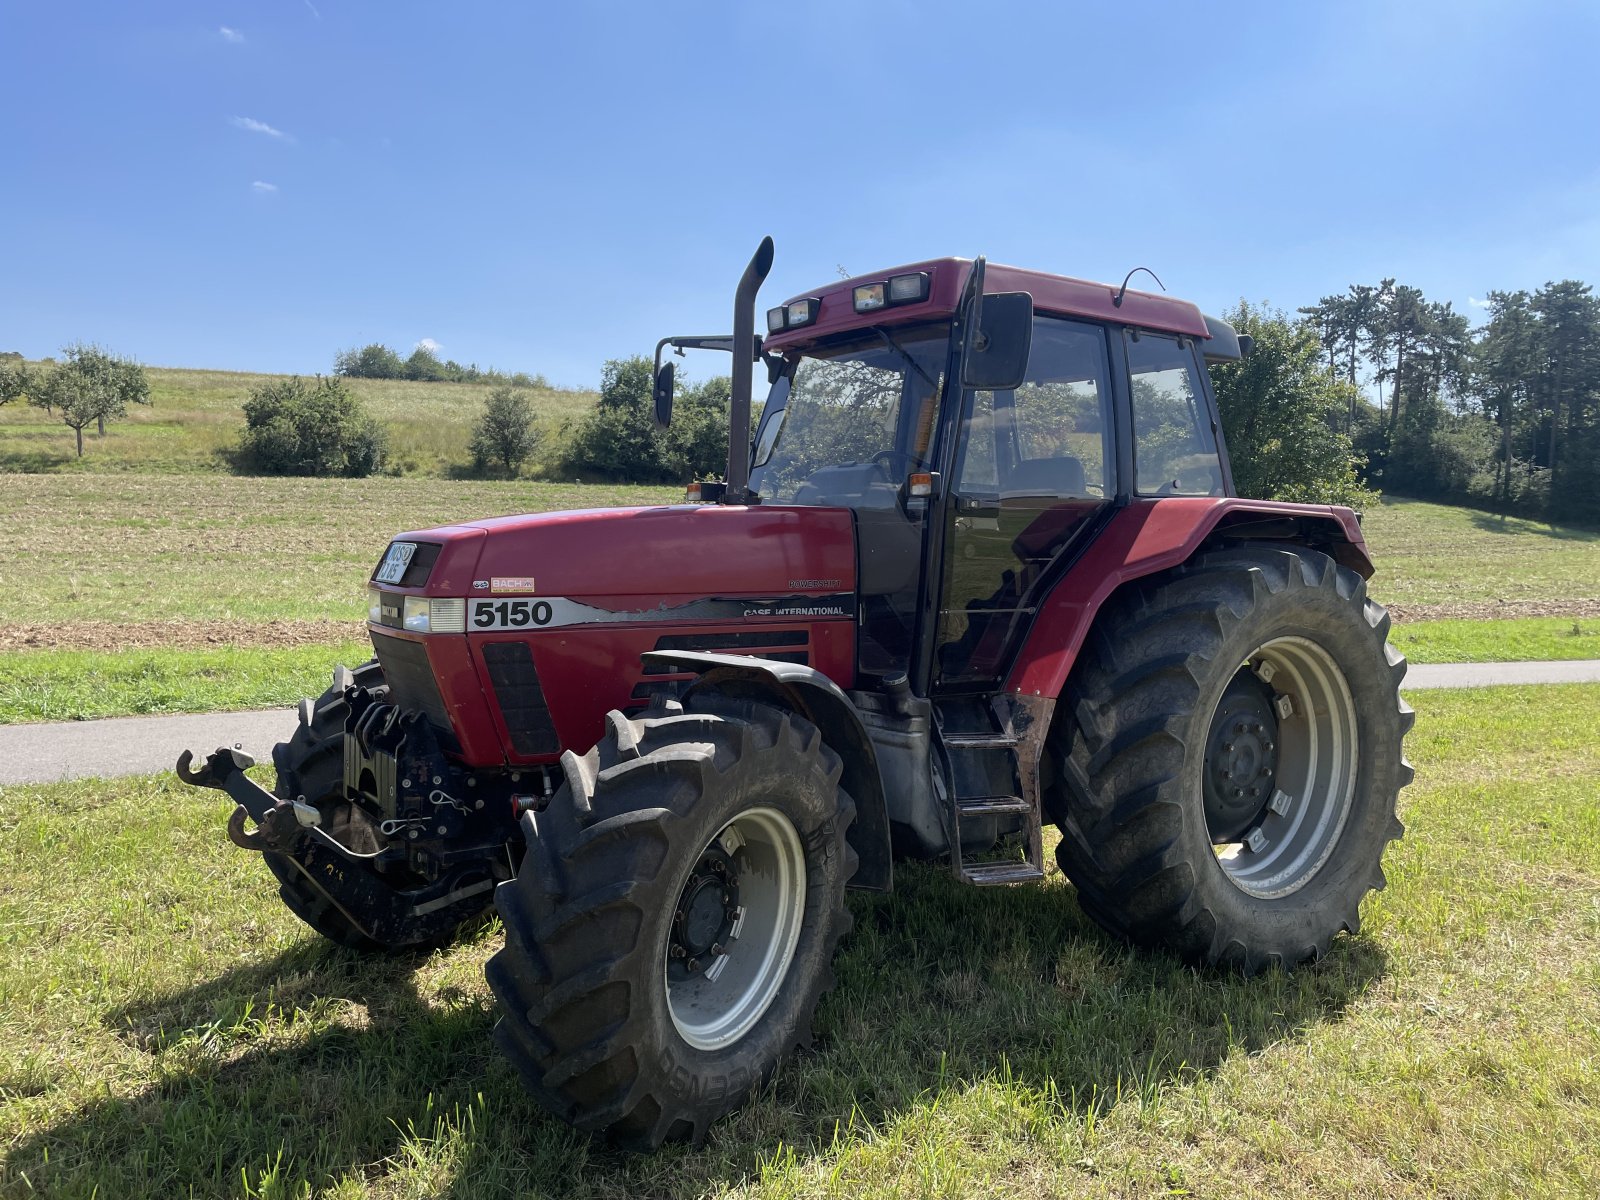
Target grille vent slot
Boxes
[481,641,559,757]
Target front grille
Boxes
[481,641,559,757]
[369,632,457,748]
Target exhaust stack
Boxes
[726,236,775,501]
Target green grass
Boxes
[0,364,600,477]
[2,685,1597,1198]
[0,475,681,625]
[0,642,369,723]
[1360,496,1600,609]
[1391,616,1600,664]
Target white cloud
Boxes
[219,26,244,43]
[231,116,290,141]
[1468,296,1491,309]
[417,338,442,354]
[303,0,322,17]
[251,180,278,193]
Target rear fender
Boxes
[1006,498,1372,699]
[642,650,892,892]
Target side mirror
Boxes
[653,361,675,429]
[961,291,1033,391]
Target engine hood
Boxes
[391,503,857,611]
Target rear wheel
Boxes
[487,695,856,1149]
[1050,544,1413,971]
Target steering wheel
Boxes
[870,449,918,477]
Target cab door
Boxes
[933,316,1117,690]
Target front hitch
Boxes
[176,746,325,855]
[175,744,499,946]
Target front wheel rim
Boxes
[665,807,807,1051]
[1207,636,1360,899]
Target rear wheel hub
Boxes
[1203,671,1280,842]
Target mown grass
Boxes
[3,481,1596,629]
[0,642,369,723]
[1359,495,1600,608]
[2,685,1597,1198]
[1390,616,1600,664]
[0,475,681,625]
[0,365,599,477]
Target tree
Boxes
[237,375,387,476]
[1210,302,1372,506]
[470,386,541,477]
[29,345,150,457]
[333,343,405,379]
[404,344,448,382]
[0,360,29,407]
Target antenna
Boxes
[1113,266,1166,308]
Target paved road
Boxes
[3,660,1599,787]
[0,707,298,787]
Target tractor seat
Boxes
[999,454,1087,498]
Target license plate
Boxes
[374,542,416,584]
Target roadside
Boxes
[5,660,1599,787]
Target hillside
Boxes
[0,363,600,477]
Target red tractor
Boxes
[179,239,1412,1149]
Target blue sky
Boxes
[3,1,1598,387]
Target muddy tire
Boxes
[267,661,490,953]
[487,695,856,1150]
[1051,544,1413,971]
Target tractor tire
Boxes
[265,660,490,954]
[1050,543,1412,972]
[487,695,856,1150]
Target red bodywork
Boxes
[763,258,1210,354]
[1005,498,1371,699]
[370,504,858,768]
[372,495,1368,770]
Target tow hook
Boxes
[177,746,323,856]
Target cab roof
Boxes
[762,257,1211,353]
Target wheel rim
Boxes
[1207,636,1359,898]
[665,807,807,1051]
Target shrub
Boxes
[237,376,387,476]
[470,386,542,477]
[565,357,733,482]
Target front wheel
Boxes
[1051,544,1413,971]
[486,696,856,1149]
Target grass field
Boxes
[0,365,600,477]
[2,482,1597,723]
[1,684,1596,1198]
[0,642,370,723]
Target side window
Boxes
[955,316,1111,498]
[1127,332,1224,496]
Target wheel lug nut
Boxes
[1219,768,1231,780]
[687,958,701,972]
[1223,742,1234,753]
[1260,767,1271,777]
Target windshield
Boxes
[748,323,949,507]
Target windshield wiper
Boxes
[872,327,939,392]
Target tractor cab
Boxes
[660,253,1245,696]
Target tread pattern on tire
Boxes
[487,695,856,1150]
[1052,543,1412,973]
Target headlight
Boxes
[368,587,383,624]
[402,596,466,634]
